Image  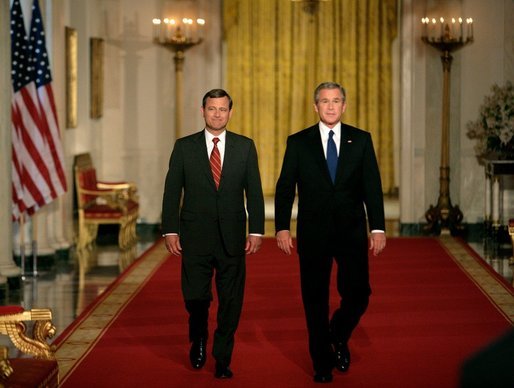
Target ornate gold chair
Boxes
[0,306,56,380]
[74,153,139,250]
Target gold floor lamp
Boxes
[421,16,474,235]
[152,17,205,138]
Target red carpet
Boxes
[58,238,512,387]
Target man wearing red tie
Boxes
[162,89,265,379]
[275,82,386,383]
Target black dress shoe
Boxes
[334,342,350,372]
[313,371,333,383]
[189,338,207,369]
[214,363,233,379]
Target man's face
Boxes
[201,96,232,134]
[314,88,347,128]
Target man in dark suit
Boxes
[275,82,386,383]
[162,89,265,379]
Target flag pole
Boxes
[31,213,38,277]
[20,213,26,280]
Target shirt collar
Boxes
[318,121,341,138]
[205,129,227,143]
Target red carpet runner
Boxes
[57,238,512,387]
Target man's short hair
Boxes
[202,89,233,110]
[314,82,346,103]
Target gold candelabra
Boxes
[152,17,205,138]
[421,17,474,235]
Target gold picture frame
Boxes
[90,37,104,119]
[65,27,77,128]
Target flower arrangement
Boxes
[466,81,514,162]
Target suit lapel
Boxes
[336,124,353,183]
[194,130,218,189]
[306,125,333,185]
[218,131,237,191]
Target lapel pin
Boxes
[347,140,352,143]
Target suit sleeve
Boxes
[274,136,297,232]
[362,134,385,231]
[245,140,265,235]
[161,141,184,234]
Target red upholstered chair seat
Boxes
[84,204,125,219]
[0,306,25,315]
[84,200,139,219]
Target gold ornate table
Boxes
[484,160,514,228]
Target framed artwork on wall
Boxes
[65,26,77,128]
[90,37,104,119]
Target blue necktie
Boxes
[327,130,338,183]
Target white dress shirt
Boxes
[205,129,226,165]
[319,121,341,158]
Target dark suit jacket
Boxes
[275,123,385,256]
[162,130,265,257]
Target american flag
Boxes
[11,0,67,221]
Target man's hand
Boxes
[245,235,262,254]
[276,230,294,255]
[369,232,386,256]
[164,234,182,256]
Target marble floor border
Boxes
[439,236,514,323]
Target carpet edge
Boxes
[55,240,169,383]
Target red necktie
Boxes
[210,137,221,189]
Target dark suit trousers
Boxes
[299,248,371,373]
[181,228,246,366]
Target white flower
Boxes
[485,116,496,129]
[499,128,512,145]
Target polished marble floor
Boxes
[0,227,157,356]
[1,223,513,358]
[468,236,514,286]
